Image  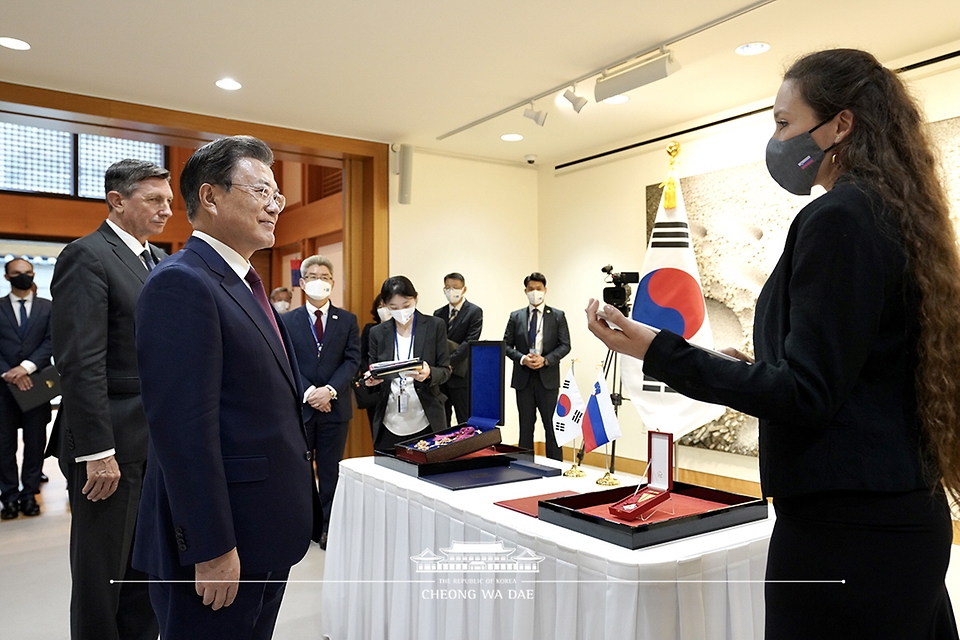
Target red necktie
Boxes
[314,309,324,345]
[244,266,286,355]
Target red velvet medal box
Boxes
[538,482,768,550]
[539,431,767,549]
[609,431,674,520]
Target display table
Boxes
[320,456,773,640]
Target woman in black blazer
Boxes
[588,49,960,639]
[364,276,450,450]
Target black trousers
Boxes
[64,458,158,640]
[765,487,958,639]
[441,379,471,428]
[0,391,49,504]
[305,416,349,534]
[149,568,289,640]
[515,375,562,460]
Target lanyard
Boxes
[393,312,417,360]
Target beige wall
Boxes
[388,150,538,445]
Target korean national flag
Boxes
[620,176,725,438]
[552,367,584,447]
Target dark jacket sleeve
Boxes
[51,241,115,457]
[503,312,525,364]
[24,301,54,367]
[542,309,571,368]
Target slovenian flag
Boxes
[620,164,725,438]
[552,367,584,447]
[581,372,622,454]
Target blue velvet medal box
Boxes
[375,341,534,476]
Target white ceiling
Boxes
[1,0,959,166]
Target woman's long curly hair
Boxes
[786,49,960,502]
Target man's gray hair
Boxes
[301,254,334,277]
[104,159,170,212]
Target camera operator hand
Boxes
[585,298,657,360]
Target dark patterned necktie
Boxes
[18,299,28,337]
[528,308,539,351]
[314,309,324,344]
[244,266,286,355]
[141,249,156,272]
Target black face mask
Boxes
[765,116,838,196]
[8,273,34,291]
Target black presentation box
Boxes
[375,341,533,477]
[538,482,768,550]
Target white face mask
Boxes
[526,290,545,306]
[390,306,416,325]
[272,300,290,313]
[377,307,391,322]
[304,279,332,301]
[444,288,463,305]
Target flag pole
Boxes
[562,360,587,478]
[596,349,622,486]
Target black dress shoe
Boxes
[40,474,49,483]
[19,497,41,517]
[319,532,328,550]
[0,502,18,520]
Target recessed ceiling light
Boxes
[500,133,523,142]
[735,42,770,56]
[602,95,629,105]
[0,37,31,51]
[215,78,242,91]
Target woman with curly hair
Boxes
[588,48,960,638]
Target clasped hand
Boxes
[1,366,33,391]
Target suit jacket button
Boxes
[305,451,314,461]
[178,544,187,551]
[175,527,184,534]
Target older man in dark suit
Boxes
[503,272,571,461]
[281,253,360,550]
[0,258,53,520]
[134,136,317,639]
[432,272,482,426]
[51,159,171,640]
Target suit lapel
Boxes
[98,222,149,284]
[186,238,298,396]
[0,297,16,330]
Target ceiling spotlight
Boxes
[501,133,523,142]
[602,94,630,105]
[523,103,547,127]
[215,78,242,91]
[594,49,680,102]
[0,37,31,51]
[562,87,588,113]
[735,42,770,56]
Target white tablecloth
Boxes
[320,457,773,640]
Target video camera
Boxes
[601,264,640,316]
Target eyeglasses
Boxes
[230,183,286,212]
[303,274,334,283]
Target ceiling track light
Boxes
[563,86,588,113]
[594,49,681,102]
[523,103,547,126]
[436,0,776,140]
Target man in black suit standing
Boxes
[503,272,571,461]
[0,258,53,520]
[433,272,482,426]
[51,159,171,640]
[281,254,360,550]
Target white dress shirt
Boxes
[105,218,152,269]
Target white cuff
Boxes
[303,385,317,404]
[19,360,38,375]
[75,448,116,463]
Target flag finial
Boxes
[661,141,681,210]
